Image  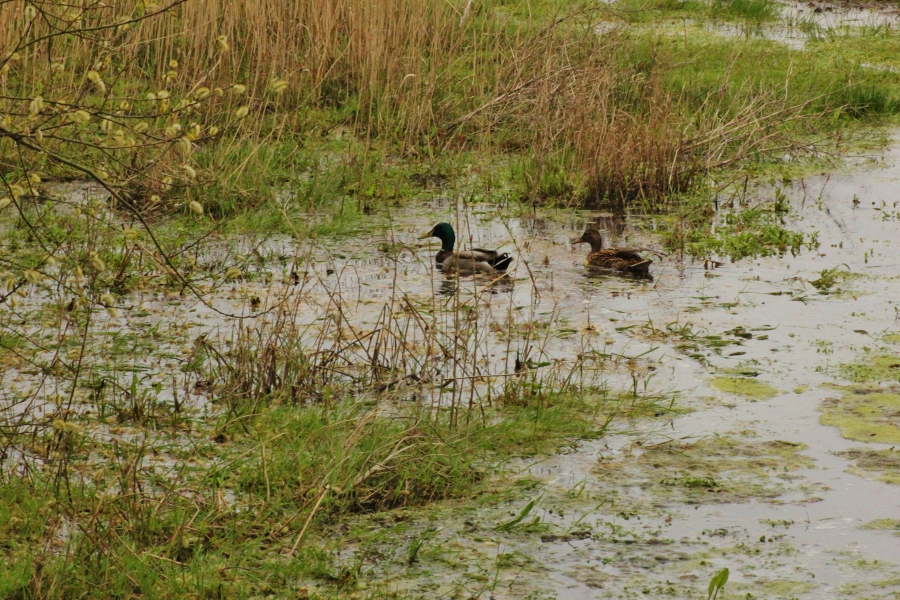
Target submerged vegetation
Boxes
[822,337,900,445]
[3,0,900,597]
[595,436,818,505]
[821,386,900,444]
[0,391,619,598]
[710,376,780,400]
[841,448,900,485]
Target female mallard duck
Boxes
[419,222,513,274]
[572,229,652,274]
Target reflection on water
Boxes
[688,0,900,50]
[587,210,628,237]
[433,272,517,298]
[4,136,900,597]
[314,140,900,596]
[582,265,655,283]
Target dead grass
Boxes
[1,0,818,208]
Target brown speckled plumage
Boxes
[572,229,651,274]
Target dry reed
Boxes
[1,0,814,207]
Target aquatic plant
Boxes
[708,567,730,600]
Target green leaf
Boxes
[708,567,729,599]
[495,497,540,531]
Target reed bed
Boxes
[1,0,822,208]
[202,246,621,423]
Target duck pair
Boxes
[419,223,651,275]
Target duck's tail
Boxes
[490,253,513,272]
[625,259,652,274]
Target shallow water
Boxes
[686,0,899,50]
[3,138,900,599]
[320,141,900,596]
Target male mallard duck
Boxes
[571,229,652,274]
[419,222,513,274]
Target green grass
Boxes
[5,0,900,225]
[0,391,631,598]
[200,24,900,230]
[7,1,900,597]
[711,0,780,24]
[617,0,781,24]
[659,189,818,260]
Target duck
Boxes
[419,222,513,274]
[571,229,652,274]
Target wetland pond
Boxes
[4,145,900,599]
[267,143,900,597]
[316,139,900,598]
[5,0,900,597]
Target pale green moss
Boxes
[820,390,900,445]
[594,437,817,505]
[839,355,900,384]
[840,577,900,596]
[860,518,900,535]
[839,448,900,485]
[710,376,778,400]
[755,580,817,596]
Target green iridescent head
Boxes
[419,222,456,251]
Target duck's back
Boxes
[442,253,496,274]
[586,248,651,272]
[437,248,513,273]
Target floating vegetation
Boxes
[809,264,857,294]
[861,518,900,535]
[710,376,779,400]
[820,387,900,444]
[839,356,900,384]
[595,437,818,505]
[839,448,900,485]
[0,187,681,598]
[637,320,763,363]
[668,198,820,261]
[6,0,900,590]
[823,352,900,444]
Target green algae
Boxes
[750,579,817,596]
[861,518,900,536]
[589,540,823,600]
[330,430,893,600]
[824,351,900,444]
[820,388,900,445]
[838,576,900,597]
[710,376,779,400]
[839,355,900,384]
[839,448,900,485]
[808,266,865,298]
[595,437,817,505]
